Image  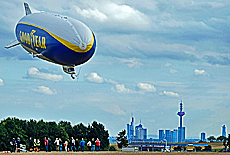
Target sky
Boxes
[0,0,230,139]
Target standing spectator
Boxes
[91,138,95,152]
[54,138,59,151]
[29,137,33,152]
[75,138,79,152]
[36,139,40,152]
[44,137,49,152]
[95,138,100,151]
[48,137,52,152]
[64,139,68,152]
[87,140,91,151]
[33,139,37,152]
[80,138,85,152]
[16,137,21,153]
[67,139,70,151]
[11,138,16,153]
[71,137,75,151]
[59,138,62,151]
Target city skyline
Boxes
[0,0,230,137]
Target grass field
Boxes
[3,151,230,155]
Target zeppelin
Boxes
[6,3,96,79]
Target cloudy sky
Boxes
[0,0,230,138]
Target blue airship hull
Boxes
[15,12,96,66]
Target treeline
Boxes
[0,117,109,151]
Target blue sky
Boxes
[0,0,230,138]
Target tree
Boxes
[0,117,110,151]
[227,134,230,149]
[0,123,8,151]
[73,123,87,139]
[58,121,73,138]
[223,137,227,149]
[207,136,216,142]
[217,136,226,142]
[90,121,109,150]
[116,129,128,149]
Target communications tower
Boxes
[177,100,185,143]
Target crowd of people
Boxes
[11,137,101,152]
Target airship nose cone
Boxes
[79,41,87,50]
[67,17,93,52]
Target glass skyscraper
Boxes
[201,132,205,141]
[127,117,134,140]
[165,130,171,142]
[159,130,164,141]
[135,123,147,140]
[171,129,178,143]
[222,125,227,137]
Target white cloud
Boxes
[73,6,108,22]
[104,78,118,85]
[112,84,134,94]
[85,72,118,84]
[101,104,125,115]
[33,86,57,95]
[0,78,4,86]
[137,83,156,92]
[118,58,143,68]
[164,62,172,67]
[194,69,209,76]
[27,67,63,81]
[170,69,178,74]
[72,2,150,30]
[85,72,104,83]
[159,91,179,98]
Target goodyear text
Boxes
[19,30,46,49]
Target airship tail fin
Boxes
[5,40,20,49]
[24,2,32,15]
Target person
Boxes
[87,140,91,151]
[11,138,16,153]
[67,139,70,151]
[70,137,75,152]
[54,138,59,151]
[36,139,40,152]
[95,138,100,151]
[29,137,33,152]
[48,137,52,152]
[75,138,79,152]
[64,139,68,152]
[44,137,49,152]
[91,138,95,152]
[80,138,85,152]
[71,137,75,151]
[33,139,37,152]
[16,137,21,153]
[59,138,62,151]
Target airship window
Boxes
[69,68,74,72]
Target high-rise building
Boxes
[222,125,227,137]
[201,132,205,141]
[159,130,164,141]
[127,117,134,140]
[135,120,147,140]
[165,130,171,142]
[177,100,185,143]
[171,129,178,143]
